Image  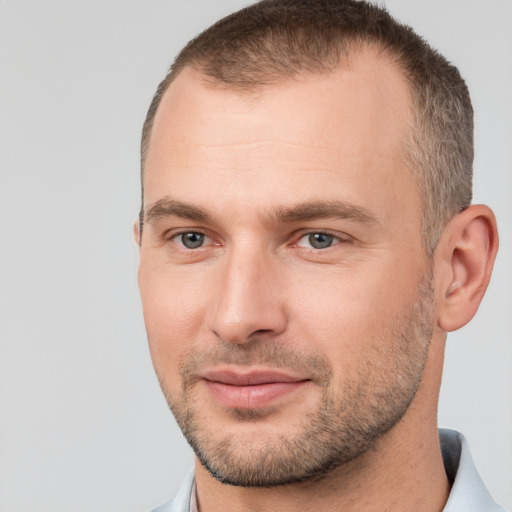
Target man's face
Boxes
[138,52,436,486]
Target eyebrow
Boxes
[144,197,378,226]
[145,198,212,223]
[268,201,379,225]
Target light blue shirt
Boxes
[150,429,506,512]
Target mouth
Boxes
[200,368,311,409]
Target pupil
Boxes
[309,233,333,249]
[182,232,204,249]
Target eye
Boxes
[296,232,338,249]
[174,231,209,249]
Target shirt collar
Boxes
[440,429,505,511]
[190,482,198,512]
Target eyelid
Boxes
[291,230,350,249]
[161,227,350,251]
[165,228,218,249]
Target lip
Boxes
[200,368,310,409]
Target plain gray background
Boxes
[0,1,510,511]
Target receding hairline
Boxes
[141,40,413,171]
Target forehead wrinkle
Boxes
[265,200,380,225]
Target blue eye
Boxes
[297,233,337,249]
[308,233,334,249]
[178,232,206,249]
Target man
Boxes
[135,1,504,511]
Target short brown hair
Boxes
[141,0,473,252]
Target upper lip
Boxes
[200,368,309,386]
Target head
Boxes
[140,0,474,254]
[136,0,497,489]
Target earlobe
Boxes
[436,205,498,332]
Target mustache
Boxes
[179,339,333,386]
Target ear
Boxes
[435,204,498,332]
[133,219,141,247]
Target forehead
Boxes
[144,49,417,221]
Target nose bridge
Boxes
[209,241,287,343]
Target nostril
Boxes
[252,329,273,336]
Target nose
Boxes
[206,248,288,344]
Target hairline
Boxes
[140,42,452,254]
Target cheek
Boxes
[288,262,418,372]
[138,263,209,386]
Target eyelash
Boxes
[166,229,348,252]
[293,231,346,250]
[168,230,216,250]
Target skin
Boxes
[136,49,498,512]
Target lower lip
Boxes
[204,380,309,409]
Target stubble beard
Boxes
[158,273,435,488]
